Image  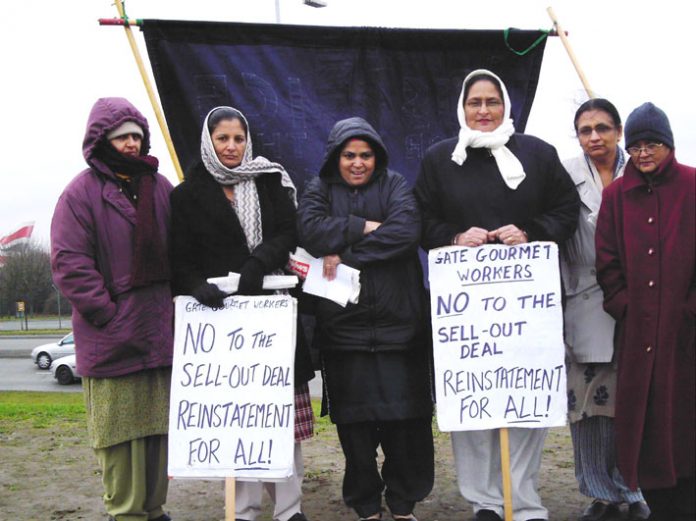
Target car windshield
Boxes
[62,333,74,345]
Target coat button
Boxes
[648,217,655,224]
[646,345,653,352]
[590,268,596,275]
[648,248,655,255]
[647,187,653,193]
[648,280,655,287]
[582,293,589,300]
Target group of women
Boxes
[51,67,694,521]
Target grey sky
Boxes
[1,0,694,243]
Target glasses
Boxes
[577,124,615,137]
[627,142,664,156]
[465,99,503,109]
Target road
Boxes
[0,358,81,392]
[0,335,80,392]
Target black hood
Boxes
[319,117,389,183]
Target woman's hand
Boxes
[323,254,342,281]
[363,220,382,234]
[489,224,528,245]
[454,227,489,247]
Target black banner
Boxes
[142,20,547,190]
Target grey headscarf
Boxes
[201,106,297,252]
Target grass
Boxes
[0,391,85,433]
[0,328,70,336]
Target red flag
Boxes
[0,222,34,248]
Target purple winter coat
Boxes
[51,97,174,378]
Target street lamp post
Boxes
[275,0,327,23]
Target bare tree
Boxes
[0,241,54,315]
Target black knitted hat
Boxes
[624,102,674,149]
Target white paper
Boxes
[207,273,299,294]
[428,242,567,432]
[302,256,360,307]
[169,295,297,479]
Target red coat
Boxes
[595,151,695,490]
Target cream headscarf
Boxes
[201,106,297,252]
[451,69,526,190]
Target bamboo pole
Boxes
[112,0,185,181]
[547,6,595,99]
[500,428,514,521]
[225,477,236,521]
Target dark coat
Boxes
[169,163,314,385]
[415,134,579,248]
[51,97,174,378]
[297,117,428,352]
[595,152,695,490]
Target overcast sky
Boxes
[1,0,694,243]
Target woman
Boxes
[561,98,649,521]
[415,69,579,521]
[169,106,314,521]
[51,97,174,521]
[298,117,434,521]
[596,102,695,521]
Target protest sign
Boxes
[428,242,567,432]
[168,295,297,479]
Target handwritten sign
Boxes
[428,242,566,431]
[168,295,297,479]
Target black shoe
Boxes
[288,514,309,521]
[474,510,503,521]
[579,500,621,521]
[627,501,650,521]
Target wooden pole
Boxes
[546,6,595,99]
[112,0,185,181]
[500,428,514,521]
[225,477,236,521]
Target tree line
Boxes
[0,242,72,317]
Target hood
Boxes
[319,117,388,183]
[82,97,151,165]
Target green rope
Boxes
[120,0,130,26]
[503,28,550,56]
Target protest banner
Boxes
[168,295,297,479]
[428,242,567,432]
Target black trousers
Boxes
[336,418,434,518]
[642,477,695,521]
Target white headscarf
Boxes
[451,69,526,190]
[201,106,297,252]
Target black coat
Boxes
[415,134,579,249]
[169,163,314,385]
[297,118,429,353]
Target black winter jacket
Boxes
[298,117,428,352]
[169,163,314,385]
[415,134,579,249]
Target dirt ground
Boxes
[0,412,625,521]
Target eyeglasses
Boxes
[465,99,503,109]
[577,124,615,137]
[627,142,664,156]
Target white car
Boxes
[31,332,75,370]
[50,354,81,385]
